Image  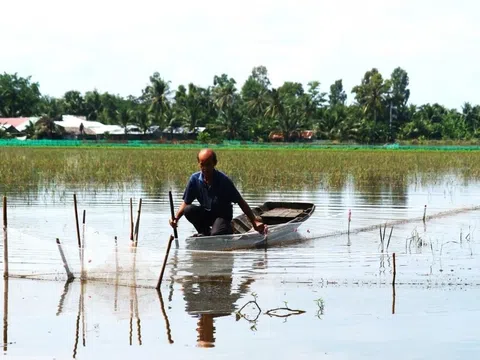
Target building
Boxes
[0,117,40,135]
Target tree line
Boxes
[1,66,479,142]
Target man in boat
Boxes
[169,148,265,236]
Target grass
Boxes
[2,147,480,194]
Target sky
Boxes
[1,0,479,109]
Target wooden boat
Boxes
[185,201,316,251]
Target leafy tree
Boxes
[39,96,64,120]
[63,90,85,116]
[84,90,103,120]
[329,79,347,107]
[0,72,41,117]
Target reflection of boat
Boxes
[185,201,316,251]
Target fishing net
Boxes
[1,199,480,288]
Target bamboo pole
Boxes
[134,199,142,246]
[130,198,134,241]
[2,196,8,279]
[3,229,8,280]
[2,196,6,229]
[392,252,396,285]
[392,252,396,314]
[73,194,81,251]
[156,235,174,290]
[81,210,86,280]
[347,209,351,236]
[81,281,86,347]
[3,278,8,352]
[114,236,119,312]
[386,226,394,251]
[57,238,74,281]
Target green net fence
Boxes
[2,138,480,151]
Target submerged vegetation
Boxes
[2,148,480,197]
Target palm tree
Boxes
[145,72,170,122]
[116,108,131,137]
[352,69,390,123]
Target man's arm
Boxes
[169,201,188,228]
[238,197,265,233]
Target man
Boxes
[169,148,265,236]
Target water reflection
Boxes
[157,289,174,344]
[56,278,74,316]
[179,251,258,348]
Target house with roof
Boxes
[0,117,40,135]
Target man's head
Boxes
[197,148,217,180]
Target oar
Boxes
[169,191,179,248]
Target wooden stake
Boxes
[392,278,396,315]
[73,194,81,251]
[81,210,86,280]
[392,252,396,285]
[392,252,396,314]
[114,236,119,312]
[156,235,174,290]
[3,278,8,352]
[56,238,74,281]
[347,209,351,236]
[130,198,134,241]
[2,196,6,229]
[3,227,8,280]
[2,197,7,279]
[134,199,142,246]
[81,281,86,347]
[386,226,394,250]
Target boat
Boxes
[185,201,316,251]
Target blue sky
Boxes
[1,0,479,109]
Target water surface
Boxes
[1,175,480,359]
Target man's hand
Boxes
[252,219,265,234]
[169,217,178,229]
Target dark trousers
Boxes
[184,204,233,236]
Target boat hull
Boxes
[185,201,315,251]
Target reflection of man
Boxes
[180,252,255,348]
[196,314,215,348]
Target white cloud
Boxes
[1,0,479,108]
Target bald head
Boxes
[197,148,217,165]
[197,148,217,182]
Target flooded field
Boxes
[1,150,480,359]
